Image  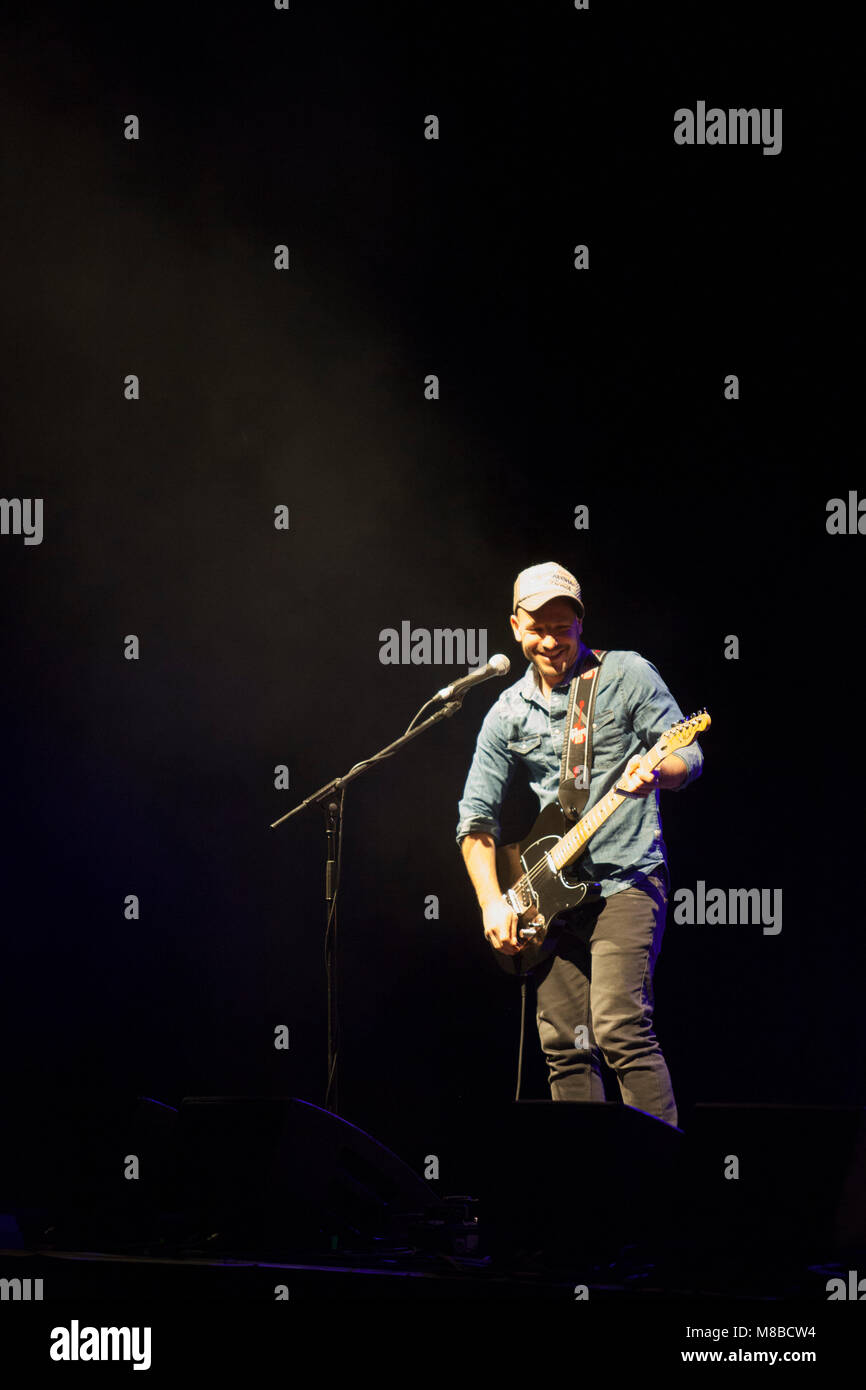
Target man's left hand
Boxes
[618,756,659,797]
[618,753,687,796]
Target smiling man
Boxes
[456,561,704,1126]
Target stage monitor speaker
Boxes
[174,1096,447,1254]
[439,1099,685,1264]
[683,1104,866,1258]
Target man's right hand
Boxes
[482,896,522,955]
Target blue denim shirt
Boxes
[456,645,704,898]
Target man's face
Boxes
[510,597,583,684]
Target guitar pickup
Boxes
[505,887,533,915]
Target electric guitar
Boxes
[492,709,710,975]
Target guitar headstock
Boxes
[659,708,710,754]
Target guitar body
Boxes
[494,800,602,976]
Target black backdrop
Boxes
[0,1,860,1173]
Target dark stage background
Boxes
[0,1,860,1177]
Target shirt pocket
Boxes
[506,734,542,757]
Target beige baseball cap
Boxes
[513,562,584,617]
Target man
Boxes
[456,562,704,1127]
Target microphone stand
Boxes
[270,695,466,1117]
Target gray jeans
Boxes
[533,870,677,1126]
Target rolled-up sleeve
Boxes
[625,653,704,790]
[455,702,516,845]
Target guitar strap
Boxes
[557,648,607,820]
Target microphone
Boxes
[436,653,511,702]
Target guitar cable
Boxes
[515,978,528,1101]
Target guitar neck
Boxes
[549,739,667,873]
